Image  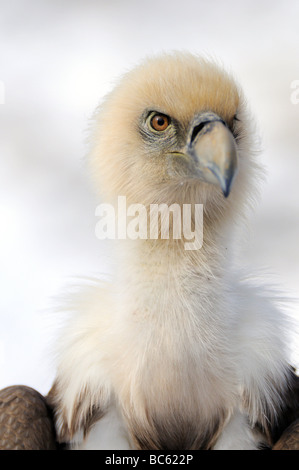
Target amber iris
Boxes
[150,113,169,131]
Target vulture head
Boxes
[89,52,259,234]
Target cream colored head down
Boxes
[49,52,297,450]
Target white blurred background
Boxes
[0,0,298,395]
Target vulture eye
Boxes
[149,113,170,132]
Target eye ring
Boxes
[149,113,170,132]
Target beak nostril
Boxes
[190,114,227,145]
[190,122,209,143]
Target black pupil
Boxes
[157,116,165,127]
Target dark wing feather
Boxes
[258,368,299,449]
[0,385,58,450]
[1,376,298,450]
[269,368,299,447]
[273,419,299,450]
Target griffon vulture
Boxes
[1,52,298,450]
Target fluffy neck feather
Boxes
[110,218,239,449]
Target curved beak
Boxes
[187,112,238,197]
